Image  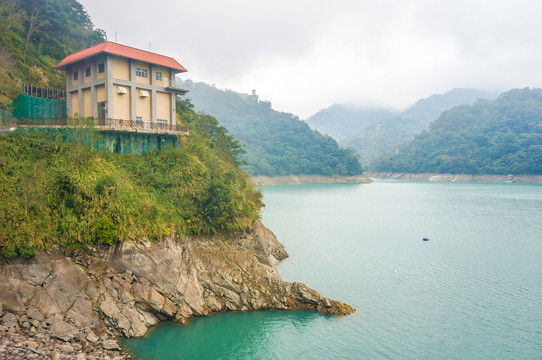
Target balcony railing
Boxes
[163,79,189,94]
[0,117,188,135]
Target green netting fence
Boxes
[12,127,179,155]
[11,94,66,119]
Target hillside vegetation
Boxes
[372,88,542,175]
[338,89,497,167]
[180,80,363,176]
[0,0,104,108]
[0,100,263,258]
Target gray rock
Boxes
[102,339,121,350]
[49,318,78,341]
[0,285,26,312]
[1,312,19,328]
[86,330,99,343]
[24,340,39,349]
[57,343,74,353]
[50,349,61,360]
[27,308,44,322]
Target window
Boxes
[73,71,78,81]
[85,67,91,77]
[98,63,104,73]
[135,67,148,78]
[157,119,167,124]
[156,72,162,81]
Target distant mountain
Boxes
[178,80,363,176]
[341,88,498,168]
[305,105,397,140]
[371,88,542,175]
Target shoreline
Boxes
[0,222,353,359]
[251,174,373,186]
[366,172,542,183]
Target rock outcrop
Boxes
[0,221,354,359]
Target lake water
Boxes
[122,180,542,359]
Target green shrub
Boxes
[92,216,117,245]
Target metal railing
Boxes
[0,117,188,134]
[20,83,66,100]
[94,118,188,133]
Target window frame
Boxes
[73,71,78,81]
[85,67,91,77]
[156,71,162,81]
[135,67,148,78]
[98,63,105,74]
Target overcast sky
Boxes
[79,0,542,118]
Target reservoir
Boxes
[122,180,542,359]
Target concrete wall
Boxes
[71,67,79,87]
[96,85,105,103]
[101,132,178,155]
[155,65,167,87]
[71,91,79,117]
[113,85,131,120]
[135,88,151,121]
[112,56,130,81]
[96,55,105,80]
[135,61,150,85]
[83,60,92,84]
[83,88,91,117]
[156,91,170,123]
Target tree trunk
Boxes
[23,4,40,63]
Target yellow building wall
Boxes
[71,68,79,87]
[83,60,92,84]
[113,85,131,120]
[96,55,105,80]
[156,92,171,123]
[155,66,167,87]
[71,91,79,117]
[96,85,105,103]
[135,61,150,85]
[136,88,151,121]
[112,56,130,81]
[83,88,91,117]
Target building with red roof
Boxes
[55,41,188,126]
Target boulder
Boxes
[49,318,78,341]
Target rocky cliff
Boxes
[0,222,354,359]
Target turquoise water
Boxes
[122,180,542,359]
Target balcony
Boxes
[163,79,189,95]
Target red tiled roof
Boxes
[55,41,187,72]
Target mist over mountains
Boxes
[371,88,542,175]
[307,89,498,167]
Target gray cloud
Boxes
[80,0,542,118]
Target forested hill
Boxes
[340,88,497,167]
[0,0,105,108]
[179,80,363,176]
[305,105,397,140]
[371,88,542,175]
